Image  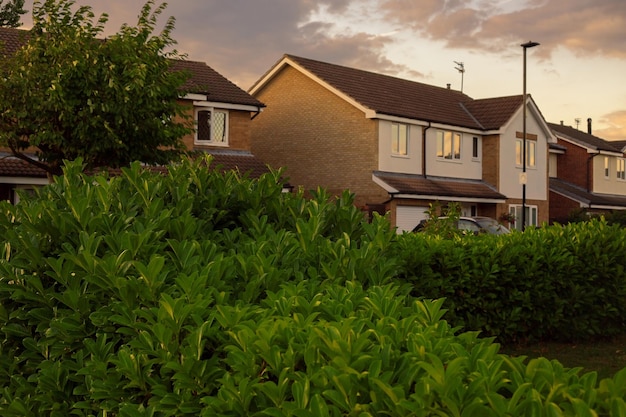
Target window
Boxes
[436,131,461,160]
[605,157,610,178]
[515,139,536,168]
[509,205,538,230]
[196,108,228,144]
[472,137,479,159]
[391,123,408,155]
[617,158,625,180]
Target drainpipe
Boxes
[587,151,601,192]
[422,122,431,177]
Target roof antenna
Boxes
[454,61,465,93]
[575,118,581,130]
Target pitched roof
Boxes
[0,27,263,108]
[172,60,263,107]
[550,177,626,209]
[374,171,506,201]
[0,150,272,180]
[548,122,622,153]
[463,95,524,130]
[256,54,525,131]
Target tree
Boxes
[0,0,26,27]
[0,0,192,176]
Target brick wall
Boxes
[482,134,500,188]
[251,66,388,208]
[557,139,591,190]
[180,105,253,151]
[549,191,579,224]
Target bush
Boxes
[396,220,626,343]
[1,158,626,415]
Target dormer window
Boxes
[195,108,228,145]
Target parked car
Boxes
[412,216,510,235]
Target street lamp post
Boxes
[521,41,539,230]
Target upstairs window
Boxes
[391,123,408,155]
[618,158,625,180]
[515,139,536,168]
[605,157,610,178]
[196,108,228,145]
[436,131,461,160]
[472,136,480,160]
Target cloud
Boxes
[381,0,626,59]
[595,111,626,141]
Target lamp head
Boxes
[521,41,540,48]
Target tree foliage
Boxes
[0,0,191,175]
[0,0,26,27]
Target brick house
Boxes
[548,120,626,223]
[249,54,555,232]
[0,27,270,203]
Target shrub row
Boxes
[0,158,626,415]
[395,220,626,343]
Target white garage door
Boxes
[396,206,428,233]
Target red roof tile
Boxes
[548,122,622,153]
[275,54,523,131]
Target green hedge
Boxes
[395,220,626,343]
[1,158,626,415]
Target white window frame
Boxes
[391,123,408,156]
[436,130,461,160]
[195,107,229,146]
[472,136,480,160]
[509,204,538,230]
[515,139,536,168]
[617,158,625,181]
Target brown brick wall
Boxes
[251,66,388,208]
[557,138,591,190]
[482,134,500,188]
[549,191,579,224]
[180,104,253,151]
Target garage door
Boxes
[396,206,428,233]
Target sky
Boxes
[22,0,626,141]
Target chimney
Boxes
[446,83,451,89]
[560,120,563,125]
[587,118,592,134]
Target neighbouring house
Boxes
[249,54,555,232]
[548,119,626,223]
[0,27,271,203]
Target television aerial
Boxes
[454,61,465,93]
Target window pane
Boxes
[197,110,211,141]
[515,140,522,166]
[436,131,444,157]
[391,124,398,154]
[453,133,461,159]
[213,111,226,142]
[444,131,452,159]
[527,141,535,167]
[605,157,610,177]
[472,138,477,157]
[399,124,407,155]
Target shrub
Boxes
[1,158,626,415]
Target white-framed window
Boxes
[617,158,625,181]
[509,204,538,231]
[391,123,408,155]
[195,108,228,145]
[515,139,536,168]
[605,157,610,178]
[436,130,461,160]
[472,136,480,160]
